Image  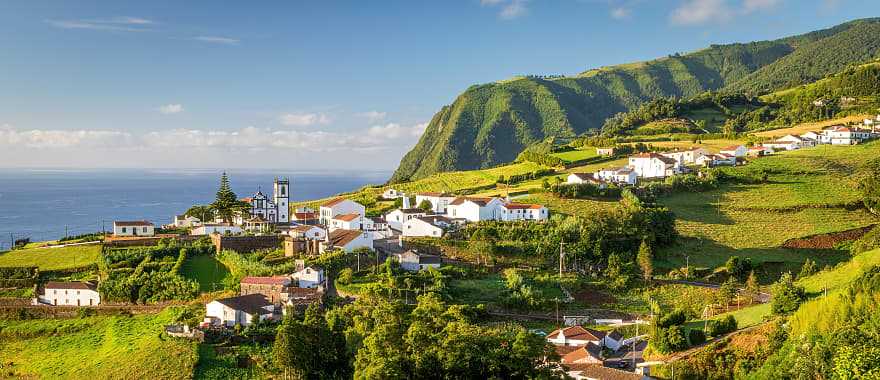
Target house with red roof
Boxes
[628,153,680,179]
[547,326,607,347]
[319,198,365,225]
[719,145,747,158]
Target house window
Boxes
[142,227,147,233]
[122,227,127,233]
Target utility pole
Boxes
[64,225,69,239]
[559,241,565,282]
[685,255,690,279]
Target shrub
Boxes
[706,315,738,336]
[652,326,688,354]
[337,268,353,285]
[725,256,753,279]
[850,226,880,254]
[687,328,706,346]
[771,272,805,315]
[657,309,688,328]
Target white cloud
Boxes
[357,111,387,122]
[670,0,782,26]
[366,123,428,140]
[45,16,155,32]
[670,0,732,25]
[192,36,240,45]
[610,7,631,19]
[158,104,184,114]
[279,113,332,127]
[481,0,529,20]
[743,0,781,12]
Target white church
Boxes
[234,177,290,225]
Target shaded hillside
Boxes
[391,18,880,183]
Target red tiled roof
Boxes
[561,342,603,364]
[449,197,494,206]
[291,225,321,232]
[570,173,593,180]
[44,281,95,290]
[241,276,290,285]
[503,203,544,210]
[631,152,676,165]
[547,326,605,341]
[114,220,153,227]
[321,197,348,207]
[333,213,361,222]
[327,229,365,247]
[563,364,643,380]
[720,145,744,151]
[293,212,317,220]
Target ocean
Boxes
[0,169,391,249]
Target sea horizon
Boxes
[0,168,392,249]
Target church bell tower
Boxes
[274,177,290,224]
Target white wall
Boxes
[402,218,444,237]
[292,267,324,288]
[113,224,154,236]
[39,288,100,306]
[320,200,366,224]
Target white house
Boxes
[660,147,709,165]
[499,202,549,221]
[363,217,392,238]
[205,294,275,327]
[560,343,604,365]
[763,139,801,151]
[381,188,403,200]
[628,153,679,179]
[566,173,607,188]
[323,229,373,253]
[385,208,428,231]
[329,213,363,231]
[823,125,873,145]
[747,146,773,157]
[596,147,615,156]
[447,197,505,222]
[696,153,736,167]
[595,167,637,185]
[801,131,822,142]
[38,282,100,306]
[719,145,748,158]
[287,225,327,241]
[191,223,243,236]
[173,215,202,228]
[402,215,454,237]
[291,266,324,288]
[777,134,815,148]
[319,198,365,225]
[415,192,456,213]
[113,221,155,237]
[547,326,606,347]
[393,250,442,272]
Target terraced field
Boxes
[657,142,880,274]
[0,244,101,271]
[550,148,599,163]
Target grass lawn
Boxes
[550,148,599,163]
[448,273,508,305]
[0,309,198,379]
[0,244,101,271]
[181,254,231,292]
[564,157,630,174]
[517,194,620,219]
[639,139,747,152]
[796,248,880,295]
[752,115,869,138]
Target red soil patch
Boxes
[572,286,617,306]
[781,225,874,249]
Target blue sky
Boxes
[1,0,878,170]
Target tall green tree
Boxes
[210,172,251,224]
[184,205,214,223]
[637,240,654,284]
[771,272,805,315]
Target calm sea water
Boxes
[0,169,390,249]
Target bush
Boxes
[850,226,880,254]
[652,325,688,354]
[687,328,706,346]
[337,268,353,285]
[657,309,688,328]
[771,272,805,315]
[725,256,753,279]
[706,315,737,336]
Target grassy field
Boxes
[0,309,198,379]
[550,148,599,163]
[517,193,620,219]
[0,244,101,271]
[181,254,230,293]
[657,143,880,276]
[635,139,746,152]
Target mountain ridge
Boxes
[390,17,880,183]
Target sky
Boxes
[1,0,878,170]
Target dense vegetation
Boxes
[391,18,880,182]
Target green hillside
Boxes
[391,18,880,183]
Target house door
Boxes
[77,299,81,306]
[53,299,57,305]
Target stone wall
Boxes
[211,235,281,254]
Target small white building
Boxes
[205,294,275,327]
[113,221,155,237]
[415,192,456,214]
[191,224,243,236]
[385,208,428,231]
[291,266,324,288]
[660,147,709,165]
[38,282,100,306]
[719,145,747,158]
[402,215,454,238]
[596,147,615,156]
[801,131,822,142]
[447,197,505,222]
[381,188,403,200]
[628,153,680,179]
[319,198,365,225]
[499,202,548,221]
[173,215,202,228]
[287,225,327,241]
[323,229,373,253]
[329,213,363,232]
[777,134,815,148]
[747,146,773,157]
[393,250,442,272]
[763,139,801,151]
[566,173,607,188]
[696,153,736,167]
[595,167,637,185]
[547,326,606,347]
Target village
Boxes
[11,117,874,379]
